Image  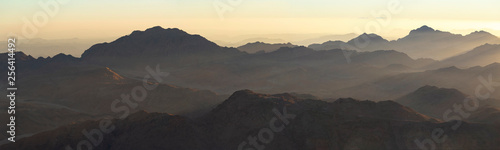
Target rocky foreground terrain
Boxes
[3,90,500,150]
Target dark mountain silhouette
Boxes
[49,53,79,63]
[237,41,297,53]
[396,85,470,118]
[81,26,244,66]
[6,90,500,150]
[397,85,500,123]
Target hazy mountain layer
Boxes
[396,85,500,120]
[438,44,500,68]
[309,26,500,60]
[332,63,500,101]
[5,90,500,150]
[237,41,297,53]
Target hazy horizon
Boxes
[5,24,500,58]
[2,0,500,44]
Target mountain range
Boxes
[330,63,500,101]
[4,90,500,149]
[2,25,500,149]
[308,25,500,60]
[236,41,297,53]
[438,44,500,68]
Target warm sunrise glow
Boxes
[2,0,500,43]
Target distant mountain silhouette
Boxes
[294,33,357,46]
[0,26,438,102]
[309,33,390,51]
[438,44,500,67]
[237,41,297,53]
[408,25,436,33]
[394,26,500,59]
[308,40,351,50]
[330,63,500,101]
[65,25,437,98]
[347,33,389,49]
[308,25,500,60]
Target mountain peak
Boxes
[407,25,440,35]
[1,51,34,61]
[347,33,388,44]
[414,25,435,32]
[128,26,189,38]
[49,53,79,63]
[468,30,497,38]
[146,26,165,31]
[471,30,490,34]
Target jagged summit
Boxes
[347,33,389,44]
[466,30,498,39]
[50,53,79,63]
[470,30,493,35]
[414,25,435,32]
[237,41,297,53]
[128,26,190,38]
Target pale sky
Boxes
[2,0,500,43]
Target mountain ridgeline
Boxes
[81,26,244,66]
[7,90,500,150]
[2,25,500,149]
[309,25,500,60]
